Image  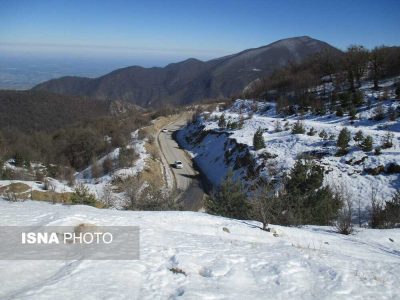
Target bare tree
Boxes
[334,184,354,235]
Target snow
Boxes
[178,83,400,212]
[0,199,399,299]
[0,130,149,208]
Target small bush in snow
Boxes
[218,114,226,128]
[381,132,394,149]
[253,127,266,150]
[319,130,328,140]
[336,127,351,155]
[71,183,97,207]
[374,147,382,155]
[352,91,364,107]
[373,103,386,121]
[335,193,354,235]
[336,107,344,117]
[385,190,400,227]
[102,156,114,174]
[307,127,317,136]
[291,120,305,134]
[349,107,357,120]
[388,106,397,121]
[274,120,282,132]
[353,130,364,143]
[91,159,103,178]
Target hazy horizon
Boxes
[1,0,399,89]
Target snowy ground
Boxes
[0,130,149,208]
[178,89,400,212]
[0,199,399,299]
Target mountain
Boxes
[33,36,341,107]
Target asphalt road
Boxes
[157,116,205,210]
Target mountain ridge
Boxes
[33,36,341,106]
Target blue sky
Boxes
[1,0,399,65]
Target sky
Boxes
[1,0,400,66]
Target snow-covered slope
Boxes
[178,92,400,212]
[0,199,399,299]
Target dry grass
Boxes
[0,182,31,194]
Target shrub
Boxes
[374,147,382,155]
[385,190,400,227]
[118,147,138,168]
[352,91,364,107]
[274,120,282,132]
[319,130,328,140]
[335,191,354,235]
[70,183,97,206]
[388,106,397,121]
[336,107,344,117]
[336,127,351,155]
[91,159,103,178]
[205,169,249,219]
[373,104,385,121]
[307,127,317,136]
[251,182,281,230]
[253,127,266,150]
[102,157,114,174]
[218,114,226,128]
[381,132,394,149]
[349,107,357,120]
[291,120,305,134]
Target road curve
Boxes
[157,116,204,210]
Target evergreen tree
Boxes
[337,127,351,155]
[349,107,357,120]
[253,127,266,150]
[353,130,364,143]
[218,114,226,128]
[291,120,305,134]
[352,91,364,107]
[205,169,249,219]
[282,159,341,225]
[360,135,373,152]
[336,107,344,117]
[71,183,97,206]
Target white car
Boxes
[162,128,168,133]
[173,160,183,169]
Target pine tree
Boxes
[337,127,351,155]
[353,130,364,143]
[349,107,357,120]
[218,114,226,128]
[360,135,373,152]
[352,91,364,107]
[205,169,249,219]
[291,120,305,134]
[253,127,266,150]
[71,183,97,206]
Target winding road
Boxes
[157,116,205,210]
